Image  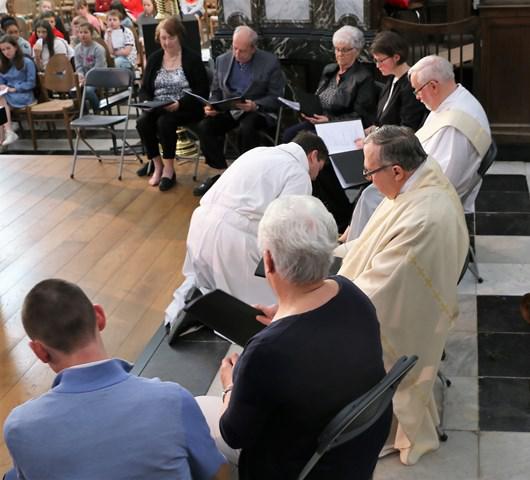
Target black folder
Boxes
[130,99,174,110]
[330,149,367,188]
[254,256,343,278]
[182,289,265,346]
[183,90,244,111]
[296,91,323,116]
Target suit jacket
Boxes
[210,49,285,113]
[376,74,427,131]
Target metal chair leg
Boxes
[468,245,483,283]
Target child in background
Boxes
[74,22,107,112]
[38,0,68,40]
[0,34,36,146]
[28,11,64,47]
[109,0,135,28]
[69,15,85,48]
[137,0,156,39]
[0,17,32,57]
[73,0,102,35]
[32,20,74,71]
[104,9,136,70]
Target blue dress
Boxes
[0,57,36,108]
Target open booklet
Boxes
[130,99,174,110]
[183,90,244,111]
[170,289,266,347]
[315,119,367,189]
[278,91,323,116]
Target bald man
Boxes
[194,25,285,196]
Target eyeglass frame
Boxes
[362,163,396,180]
[334,47,355,54]
[373,55,391,65]
[413,79,436,96]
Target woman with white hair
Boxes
[198,195,390,480]
[283,25,378,141]
[283,26,378,233]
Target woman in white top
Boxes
[32,20,74,71]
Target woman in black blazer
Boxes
[366,31,427,135]
[136,16,209,191]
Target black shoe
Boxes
[136,160,154,177]
[193,175,220,197]
[159,173,176,192]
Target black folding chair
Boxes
[462,140,498,283]
[70,68,141,180]
[297,355,418,480]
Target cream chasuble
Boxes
[338,157,468,465]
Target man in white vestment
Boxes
[336,125,469,465]
[346,54,491,240]
[165,132,329,328]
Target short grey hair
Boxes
[365,125,427,172]
[258,196,338,285]
[333,25,365,50]
[233,25,258,48]
[409,55,455,84]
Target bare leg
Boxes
[161,158,175,179]
[149,156,163,186]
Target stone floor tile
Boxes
[476,236,530,264]
[479,432,530,480]
[443,331,478,377]
[442,377,478,431]
[476,263,530,296]
[454,295,477,332]
[373,431,478,480]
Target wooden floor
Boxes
[0,154,208,471]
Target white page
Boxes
[278,97,300,111]
[315,119,364,154]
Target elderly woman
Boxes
[136,16,208,191]
[364,31,426,135]
[283,25,377,142]
[197,195,390,480]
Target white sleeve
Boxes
[424,126,480,200]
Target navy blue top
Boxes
[226,59,253,96]
[220,275,391,480]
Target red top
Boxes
[29,28,65,47]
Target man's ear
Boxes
[93,304,106,332]
[263,249,276,275]
[29,340,51,364]
[392,164,406,182]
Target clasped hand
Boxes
[301,113,329,124]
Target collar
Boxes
[434,83,461,113]
[52,358,133,393]
[400,160,427,194]
[276,143,310,173]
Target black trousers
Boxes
[196,111,270,168]
[136,108,202,160]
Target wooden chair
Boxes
[94,37,115,68]
[380,15,481,93]
[24,54,81,151]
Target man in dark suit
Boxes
[194,25,285,196]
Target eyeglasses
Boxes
[374,56,391,65]
[362,164,394,180]
[334,47,355,54]
[413,79,435,96]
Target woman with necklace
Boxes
[136,16,209,191]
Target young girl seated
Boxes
[73,0,102,34]
[74,22,107,112]
[0,17,32,57]
[32,20,74,71]
[0,34,37,146]
[104,10,136,70]
[137,0,156,38]
[28,11,65,47]
[38,0,68,40]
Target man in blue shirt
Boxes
[3,279,228,480]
